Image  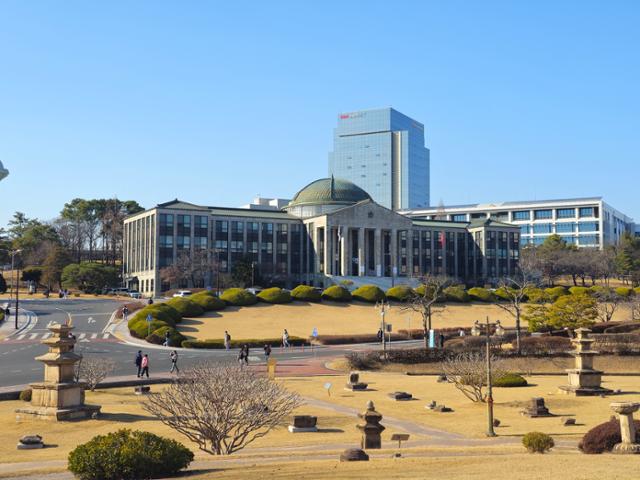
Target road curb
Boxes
[0,308,36,340]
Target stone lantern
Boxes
[558,328,612,396]
[15,323,101,421]
[610,402,640,454]
[357,400,385,449]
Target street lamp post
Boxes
[485,316,497,437]
[375,300,391,358]
[8,249,22,330]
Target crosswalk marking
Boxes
[4,332,112,343]
[91,333,98,339]
[78,333,86,339]
[29,333,38,339]
[102,333,109,339]
[42,333,51,339]
[17,334,26,340]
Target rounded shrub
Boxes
[290,285,322,302]
[165,297,204,317]
[522,431,554,453]
[615,287,633,297]
[569,286,590,296]
[129,318,172,339]
[257,287,292,304]
[524,287,547,303]
[385,285,414,302]
[635,287,640,296]
[544,286,568,302]
[494,287,511,301]
[579,419,640,454]
[493,373,528,388]
[467,287,494,302]
[321,285,352,302]
[130,304,182,326]
[444,285,470,303]
[352,285,385,303]
[189,292,226,311]
[19,388,32,402]
[146,326,186,346]
[220,288,258,306]
[68,429,193,480]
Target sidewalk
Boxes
[0,308,33,340]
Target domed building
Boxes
[0,161,8,181]
[284,176,371,218]
[123,177,521,296]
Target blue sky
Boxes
[1,1,638,227]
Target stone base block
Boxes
[340,448,369,462]
[287,426,319,433]
[17,443,44,450]
[345,383,368,391]
[134,386,151,395]
[613,443,640,454]
[16,404,101,421]
[558,386,613,397]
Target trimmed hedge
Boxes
[189,292,226,311]
[493,287,511,301]
[257,287,292,304]
[290,285,322,302]
[385,285,414,302]
[524,287,547,303]
[467,287,494,302]
[127,304,182,339]
[130,303,182,324]
[181,336,305,349]
[615,287,634,297]
[522,432,554,453]
[352,285,385,303]
[579,419,640,454]
[165,297,204,317]
[68,429,193,480]
[444,285,470,303]
[313,333,407,345]
[321,285,352,302]
[146,326,187,347]
[494,373,528,387]
[569,286,590,296]
[544,286,568,302]
[514,336,571,356]
[220,288,258,306]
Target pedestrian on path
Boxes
[169,350,179,374]
[377,327,383,343]
[122,305,129,322]
[135,350,143,377]
[224,331,231,350]
[282,329,290,349]
[163,331,170,347]
[140,354,150,378]
[237,345,246,367]
[69,333,76,351]
[459,328,465,337]
[148,297,154,305]
[263,344,272,361]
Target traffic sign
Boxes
[312,327,318,338]
[146,314,153,323]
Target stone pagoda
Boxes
[357,401,385,449]
[558,328,612,396]
[16,323,101,421]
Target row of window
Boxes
[521,234,600,246]
[513,206,597,221]
[520,222,599,235]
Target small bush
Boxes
[19,388,32,402]
[146,326,186,346]
[345,351,383,370]
[220,288,258,306]
[181,336,305,349]
[67,429,193,480]
[130,304,182,325]
[493,287,511,301]
[444,285,470,303]
[165,297,204,317]
[313,333,407,345]
[321,285,352,302]
[515,336,571,356]
[467,287,494,302]
[290,285,322,302]
[129,318,172,339]
[522,432,554,453]
[544,286,568,302]
[257,287,292,304]
[385,285,414,302]
[494,373,528,387]
[189,292,226,311]
[386,348,449,364]
[615,287,633,297]
[569,286,590,296]
[524,287,548,303]
[579,419,640,454]
[352,285,385,303]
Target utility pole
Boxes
[485,316,496,437]
[8,250,22,330]
[375,300,391,358]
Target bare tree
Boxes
[441,352,505,403]
[74,357,116,391]
[592,287,624,323]
[402,274,452,349]
[629,295,640,322]
[160,249,219,289]
[144,363,302,455]
[495,267,540,355]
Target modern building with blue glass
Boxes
[328,108,429,211]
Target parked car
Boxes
[173,290,192,297]
[128,290,142,299]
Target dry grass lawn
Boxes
[178,302,633,341]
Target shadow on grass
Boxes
[169,469,225,478]
[98,412,157,423]
[317,428,345,433]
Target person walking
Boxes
[459,328,466,337]
[169,350,179,374]
[140,354,150,378]
[163,331,170,347]
[282,329,290,349]
[224,331,231,350]
[122,305,129,322]
[135,350,143,377]
[439,333,445,349]
[377,327,384,344]
[69,333,76,351]
[147,297,154,305]
[237,345,246,367]
[263,344,272,361]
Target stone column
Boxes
[340,227,349,277]
[374,229,382,277]
[358,228,365,276]
[390,229,398,278]
[323,226,331,275]
[407,230,414,277]
[610,402,640,453]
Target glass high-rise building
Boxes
[328,107,430,210]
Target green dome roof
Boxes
[287,177,371,208]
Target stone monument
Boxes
[15,323,101,421]
[558,328,612,396]
[288,415,318,433]
[345,372,368,391]
[522,397,553,418]
[610,402,640,454]
[357,400,385,449]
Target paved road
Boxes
[0,299,361,388]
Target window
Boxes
[534,209,552,220]
[556,208,575,219]
[451,214,467,222]
[194,237,207,249]
[512,210,530,221]
[556,223,575,233]
[579,207,595,217]
[578,222,599,232]
[533,223,552,234]
[159,214,174,235]
[560,236,576,245]
[520,225,530,235]
[215,220,228,236]
[177,236,190,250]
[578,235,599,246]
